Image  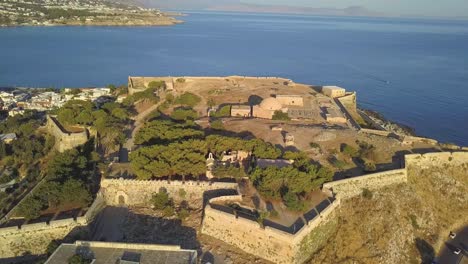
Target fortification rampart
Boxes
[322,169,407,199]
[100,178,238,207]
[45,115,89,152]
[0,194,105,258]
[404,151,468,169]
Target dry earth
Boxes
[308,162,468,264]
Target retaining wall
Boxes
[100,178,238,207]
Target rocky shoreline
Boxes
[360,108,416,136]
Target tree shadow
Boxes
[248,95,263,106]
[415,238,435,264]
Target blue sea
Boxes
[1,12,467,145]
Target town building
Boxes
[230,105,251,117]
[0,133,17,144]
[322,86,346,98]
[45,241,197,264]
[325,107,347,123]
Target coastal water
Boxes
[1,12,467,145]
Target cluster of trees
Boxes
[0,111,54,177]
[135,120,203,145]
[131,122,281,180]
[170,107,198,121]
[341,141,377,172]
[173,92,201,107]
[15,143,97,220]
[122,87,160,107]
[251,151,333,211]
[45,8,100,20]
[53,100,130,154]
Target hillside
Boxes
[309,161,468,263]
[0,0,182,26]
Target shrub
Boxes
[341,144,358,157]
[174,92,201,107]
[283,191,306,211]
[151,190,173,210]
[147,80,166,90]
[309,142,321,150]
[210,119,224,130]
[364,160,377,172]
[170,108,198,121]
[178,188,186,199]
[177,208,190,220]
[332,159,348,170]
[68,254,91,264]
[362,188,373,199]
[176,78,186,83]
[272,111,290,121]
[211,105,231,117]
[162,206,175,217]
[165,93,175,104]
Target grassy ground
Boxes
[308,162,468,264]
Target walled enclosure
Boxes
[45,115,89,152]
[202,152,468,263]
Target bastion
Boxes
[45,115,90,152]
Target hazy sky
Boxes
[245,0,468,17]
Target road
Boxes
[437,226,468,264]
[120,102,160,162]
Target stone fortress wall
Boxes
[45,115,89,152]
[100,178,239,207]
[128,76,295,94]
[0,193,106,258]
[1,152,466,261]
[201,151,468,263]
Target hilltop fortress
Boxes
[1,76,467,263]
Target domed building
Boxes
[253,97,287,119]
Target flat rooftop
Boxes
[45,241,197,264]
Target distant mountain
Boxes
[117,0,385,17]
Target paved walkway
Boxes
[437,226,468,264]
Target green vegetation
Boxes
[46,8,100,20]
[309,142,321,152]
[341,143,358,157]
[252,151,333,211]
[210,119,225,130]
[147,80,166,91]
[15,143,96,220]
[212,164,246,179]
[272,110,290,121]
[122,87,159,106]
[135,120,203,145]
[53,100,130,154]
[174,92,201,107]
[131,133,281,180]
[210,105,231,118]
[176,78,186,83]
[0,111,52,166]
[362,188,373,199]
[170,107,198,121]
[68,254,91,264]
[151,189,175,217]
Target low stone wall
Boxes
[401,135,438,145]
[322,169,407,199]
[100,178,238,207]
[359,128,392,137]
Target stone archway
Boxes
[115,191,129,206]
